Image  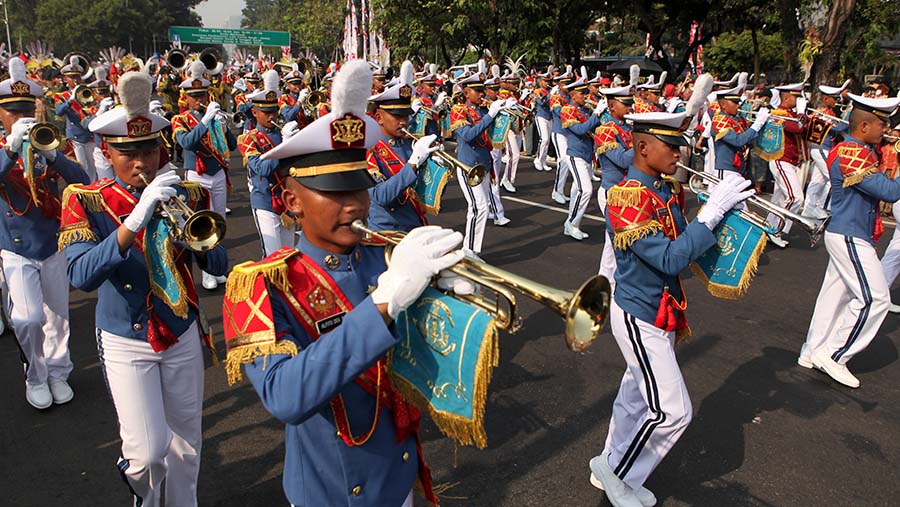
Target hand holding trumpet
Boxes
[123,171,181,234]
[5,117,35,154]
[200,101,222,126]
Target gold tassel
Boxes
[57,225,98,250]
[225,259,291,302]
[181,182,205,203]
[675,325,693,345]
[606,185,645,208]
[842,167,876,188]
[613,222,663,250]
[595,141,621,155]
[224,341,298,385]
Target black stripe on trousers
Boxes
[461,169,479,250]
[552,134,565,189]
[833,236,872,362]
[250,209,270,257]
[568,156,583,222]
[615,313,666,479]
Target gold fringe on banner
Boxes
[690,232,767,300]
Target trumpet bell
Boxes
[182,210,226,252]
[563,275,611,352]
[73,85,95,107]
[166,49,188,71]
[466,164,486,186]
[29,123,61,151]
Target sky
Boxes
[196,0,246,29]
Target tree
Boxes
[704,30,784,77]
[241,0,344,61]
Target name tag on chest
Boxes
[316,312,346,335]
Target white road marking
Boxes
[502,195,606,223]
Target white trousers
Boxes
[882,200,900,286]
[535,116,552,169]
[253,208,295,257]
[185,169,228,217]
[98,324,204,507]
[93,145,115,181]
[803,232,890,365]
[71,139,97,182]
[458,166,490,253]
[504,131,521,183]
[806,147,831,212]
[1,250,71,385]
[604,299,691,490]
[766,160,805,234]
[596,187,618,294]
[552,132,570,194]
[567,156,593,227]
[488,149,506,220]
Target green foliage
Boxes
[704,30,784,76]
[242,0,345,58]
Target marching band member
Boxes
[55,56,98,181]
[60,71,227,506]
[632,72,666,114]
[484,66,511,226]
[172,61,237,290]
[367,61,438,232]
[449,63,514,253]
[223,60,462,507]
[590,111,754,507]
[804,80,851,220]
[560,75,606,240]
[238,69,295,256]
[278,64,313,130]
[799,94,900,389]
[764,83,809,248]
[710,78,770,177]
[0,57,88,410]
[371,64,387,94]
[410,64,445,139]
[500,70,525,193]
[550,66,574,204]
[235,70,261,133]
[533,67,554,172]
[85,67,116,180]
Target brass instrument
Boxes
[72,84,95,107]
[232,112,247,124]
[166,49,189,71]
[742,110,804,124]
[303,89,328,116]
[678,163,829,246]
[271,115,286,130]
[199,48,222,75]
[137,173,226,252]
[350,220,610,352]
[806,107,849,125]
[450,91,465,105]
[401,128,485,186]
[28,122,61,151]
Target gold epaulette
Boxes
[606,179,646,208]
[606,180,663,250]
[61,178,115,213]
[225,247,298,303]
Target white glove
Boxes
[38,149,57,163]
[200,101,221,126]
[795,96,807,115]
[593,97,608,116]
[487,100,506,118]
[519,89,530,102]
[696,173,755,230]
[371,226,465,318]
[436,269,476,295]
[281,120,299,139]
[550,85,559,95]
[297,88,310,102]
[122,171,181,233]
[5,117,35,153]
[750,107,770,131]
[411,98,423,114]
[434,91,448,109]
[98,97,115,115]
[408,134,439,167]
[504,97,518,109]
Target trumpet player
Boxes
[0,57,89,410]
[590,112,755,507]
[238,69,296,256]
[54,55,98,181]
[235,70,262,133]
[532,68,554,172]
[223,60,466,507]
[710,80,769,176]
[484,69,511,226]
[84,67,116,180]
[367,61,438,232]
[803,80,851,221]
[278,64,313,130]
[173,61,237,290]
[409,65,446,139]
[550,67,574,204]
[61,71,227,506]
[800,94,900,389]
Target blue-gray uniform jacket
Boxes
[54,90,93,143]
[0,146,89,260]
[241,235,418,506]
[550,93,571,135]
[367,132,424,232]
[827,136,900,245]
[596,117,634,191]
[711,112,759,173]
[561,103,602,162]
[451,103,495,168]
[280,92,303,124]
[243,127,283,213]
[809,105,849,153]
[609,168,716,325]
[173,110,238,177]
[535,88,552,120]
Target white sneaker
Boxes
[501,154,509,164]
[797,355,814,369]
[48,378,74,404]
[215,275,228,284]
[493,216,511,226]
[547,156,556,163]
[533,159,544,171]
[590,472,657,507]
[225,207,232,215]
[811,349,860,388]
[564,222,589,240]
[501,179,517,193]
[26,381,53,410]
[202,271,218,290]
[767,233,789,249]
[889,303,900,314]
[551,191,567,205]
[589,453,643,507]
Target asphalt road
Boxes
[2,148,899,506]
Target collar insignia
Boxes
[323,254,341,270]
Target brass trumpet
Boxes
[166,49,189,71]
[28,122,61,151]
[72,84,95,107]
[351,220,610,352]
[303,89,327,116]
[137,173,227,252]
[678,163,829,246]
[742,110,804,124]
[806,107,849,125]
[401,128,485,186]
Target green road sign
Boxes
[168,26,291,47]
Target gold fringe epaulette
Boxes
[57,223,98,250]
[180,181,205,203]
[224,247,297,302]
[225,340,297,386]
[613,221,663,250]
[606,183,645,208]
[595,142,621,155]
[62,180,112,213]
[714,128,731,141]
[842,166,877,188]
[448,119,468,133]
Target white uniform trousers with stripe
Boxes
[566,156,593,228]
[766,160,805,234]
[488,148,507,221]
[71,139,97,182]
[881,200,900,287]
[552,133,570,194]
[803,232,891,365]
[504,131,521,183]
[1,250,72,385]
[253,209,295,257]
[98,323,204,507]
[806,147,831,214]
[603,299,692,490]
[457,166,490,253]
[534,116,552,170]
[596,187,618,294]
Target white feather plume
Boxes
[429,63,437,75]
[580,66,588,80]
[477,59,486,76]
[491,64,500,79]
[644,75,655,86]
[118,72,152,121]
[400,60,414,87]
[629,64,640,87]
[728,72,739,84]
[331,60,372,118]
[738,72,748,90]
[565,64,572,75]
[770,88,781,109]
[9,57,25,82]
[685,74,712,116]
[95,66,108,82]
[658,71,667,87]
[263,69,279,92]
[69,55,79,67]
[188,60,205,79]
